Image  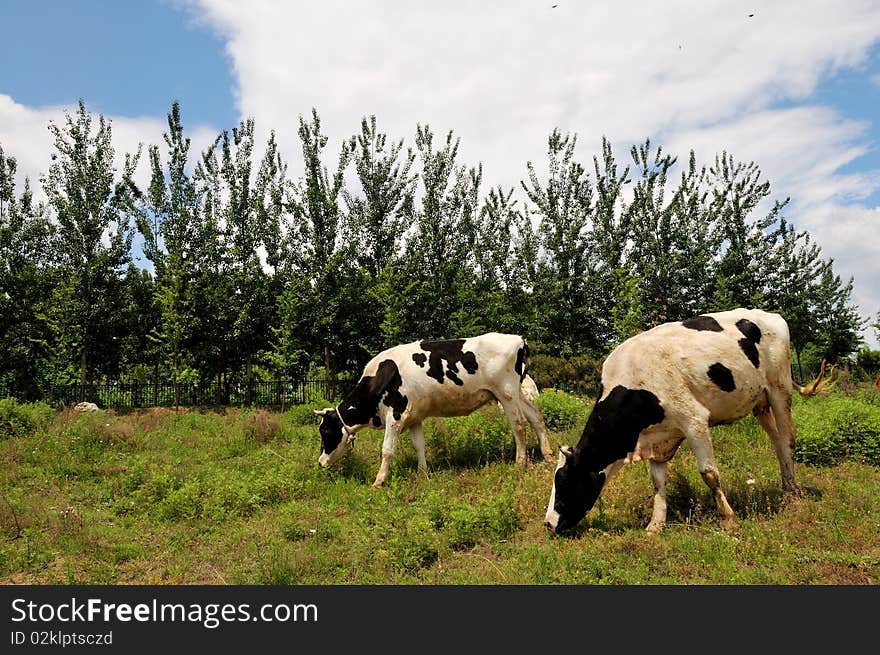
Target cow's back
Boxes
[361,333,527,421]
[602,309,793,425]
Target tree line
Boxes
[0,100,876,401]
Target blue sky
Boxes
[1,1,879,346]
[0,0,236,128]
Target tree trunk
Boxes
[246,353,253,406]
[80,348,88,386]
[324,342,336,401]
[152,358,159,407]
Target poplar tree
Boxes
[282,109,356,386]
[340,115,416,355]
[42,100,141,386]
[521,129,599,355]
[386,125,480,342]
[0,147,55,397]
[141,101,199,391]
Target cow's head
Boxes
[544,446,605,535]
[315,408,355,468]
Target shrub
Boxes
[285,400,334,427]
[237,409,282,443]
[0,398,54,438]
[444,491,520,551]
[535,390,589,432]
[529,353,602,396]
[427,411,514,467]
[795,395,880,466]
[388,516,439,573]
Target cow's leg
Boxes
[520,396,555,463]
[409,421,428,475]
[646,460,669,534]
[498,399,529,465]
[685,423,736,531]
[372,421,401,489]
[763,389,799,495]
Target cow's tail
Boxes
[795,359,837,397]
[518,338,532,382]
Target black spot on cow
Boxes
[446,369,464,386]
[515,343,529,381]
[682,315,724,332]
[338,359,409,426]
[372,416,382,428]
[707,362,736,392]
[735,318,761,368]
[578,386,666,470]
[318,411,344,456]
[418,339,479,385]
[552,386,666,532]
[412,352,427,368]
[735,318,762,344]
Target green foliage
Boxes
[444,492,520,551]
[855,349,880,379]
[1,103,870,400]
[0,398,54,438]
[534,390,590,431]
[4,398,880,585]
[388,515,439,572]
[42,99,141,385]
[284,400,334,426]
[529,354,601,397]
[427,410,515,467]
[795,394,880,466]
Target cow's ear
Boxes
[313,408,335,416]
[559,445,574,459]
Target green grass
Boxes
[1,393,879,585]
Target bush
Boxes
[285,400,334,426]
[855,349,880,379]
[237,409,282,443]
[529,353,602,396]
[534,390,589,432]
[0,398,54,438]
[388,516,439,573]
[427,411,514,467]
[444,492,520,551]
[795,395,880,466]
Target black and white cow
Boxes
[316,332,555,488]
[544,308,831,535]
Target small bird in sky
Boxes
[749,13,755,17]
[552,4,558,7]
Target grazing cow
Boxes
[315,333,555,488]
[544,308,832,535]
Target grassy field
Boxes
[1,390,879,585]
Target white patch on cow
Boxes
[319,433,355,468]
[544,449,568,531]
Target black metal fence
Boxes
[0,377,358,410]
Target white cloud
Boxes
[0,94,218,203]
[188,0,880,344]
[3,1,880,345]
